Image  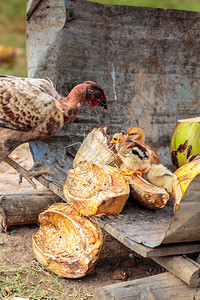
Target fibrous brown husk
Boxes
[72,126,169,211]
[64,161,130,216]
[128,174,169,210]
[172,158,200,212]
[73,126,122,168]
[33,203,102,278]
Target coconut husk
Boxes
[170,117,200,170]
[64,161,130,216]
[33,203,102,278]
[128,174,169,210]
[172,158,200,212]
[73,126,122,168]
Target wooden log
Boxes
[93,272,200,300]
[153,255,200,287]
[0,191,62,229]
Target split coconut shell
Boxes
[128,174,169,210]
[172,158,200,212]
[170,117,200,170]
[33,203,102,278]
[64,161,130,216]
[73,126,122,168]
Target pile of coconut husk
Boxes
[70,126,170,212]
[31,126,172,278]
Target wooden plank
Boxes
[95,217,200,257]
[34,175,200,257]
[153,256,200,287]
[36,173,175,249]
[34,175,65,200]
[93,272,200,300]
[36,173,200,254]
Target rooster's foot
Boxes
[19,162,55,189]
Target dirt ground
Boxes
[0,144,164,299]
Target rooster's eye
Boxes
[95,93,101,98]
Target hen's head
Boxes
[111,131,126,144]
[83,81,107,110]
[127,127,145,144]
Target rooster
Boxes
[0,76,107,188]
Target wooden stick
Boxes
[153,255,200,287]
[0,191,62,229]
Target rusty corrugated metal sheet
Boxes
[26,0,200,246]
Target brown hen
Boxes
[0,76,107,188]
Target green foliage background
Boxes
[0,0,27,77]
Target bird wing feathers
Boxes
[0,76,61,132]
[118,140,151,171]
[0,76,63,162]
[145,144,160,164]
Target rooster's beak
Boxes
[99,101,107,111]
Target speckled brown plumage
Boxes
[0,76,107,164]
[117,139,152,174]
[0,76,64,162]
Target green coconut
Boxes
[170,117,200,170]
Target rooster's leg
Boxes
[4,156,55,189]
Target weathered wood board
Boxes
[27,0,200,178]
[94,173,200,248]
[34,171,200,257]
[95,198,174,248]
[153,256,200,288]
[93,272,200,300]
